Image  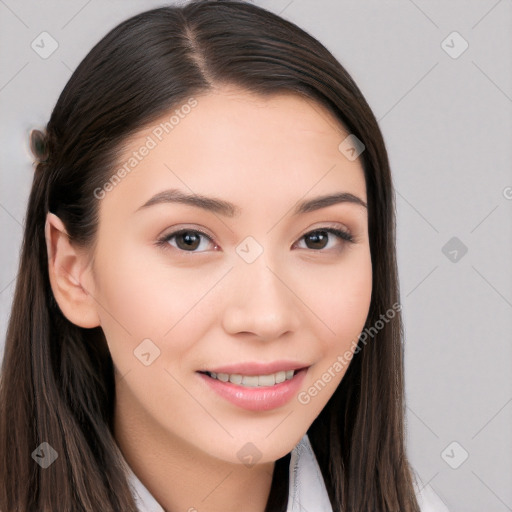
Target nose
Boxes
[221,254,301,341]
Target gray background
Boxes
[1,1,511,511]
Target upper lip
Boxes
[201,360,310,376]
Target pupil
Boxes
[307,231,328,249]
[178,231,200,250]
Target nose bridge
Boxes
[221,244,300,339]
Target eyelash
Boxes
[155,226,355,254]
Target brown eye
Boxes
[297,228,354,251]
[158,229,217,253]
[304,230,329,250]
[175,231,201,251]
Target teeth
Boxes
[275,371,286,383]
[229,374,242,385]
[242,375,260,387]
[257,374,274,386]
[207,369,297,387]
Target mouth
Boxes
[197,366,309,411]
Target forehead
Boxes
[100,87,367,217]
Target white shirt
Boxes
[122,434,450,512]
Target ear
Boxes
[45,212,100,328]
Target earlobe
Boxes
[45,212,100,328]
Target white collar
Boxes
[286,433,333,511]
[122,433,449,512]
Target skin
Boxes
[46,86,372,512]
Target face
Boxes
[86,87,372,464]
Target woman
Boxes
[0,1,450,510]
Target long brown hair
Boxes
[0,1,420,510]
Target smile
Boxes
[197,367,309,411]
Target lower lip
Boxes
[197,368,308,411]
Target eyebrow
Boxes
[135,188,367,217]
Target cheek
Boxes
[293,252,372,414]
[297,249,372,352]
[91,242,219,356]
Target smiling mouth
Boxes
[198,368,305,387]
[197,366,310,411]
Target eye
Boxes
[294,227,354,251]
[156,226,355,254]
[156,229,218,253]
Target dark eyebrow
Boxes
[135,188,367,217]
[292,192,367,215]
[135,189,241,217]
